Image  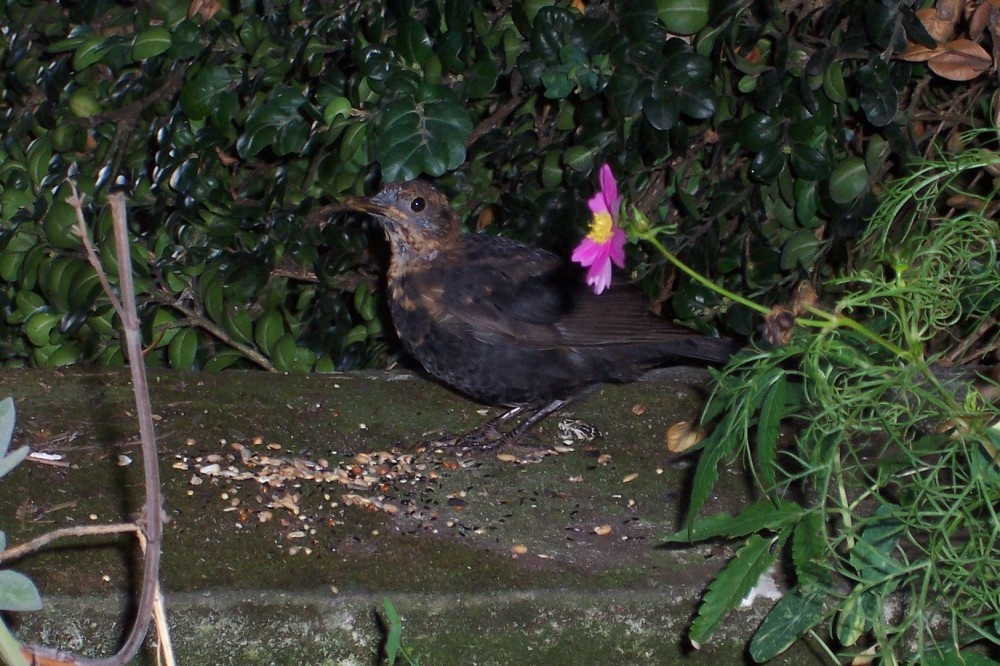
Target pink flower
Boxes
[572,164,626,294]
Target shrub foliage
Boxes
[2,0,991,370]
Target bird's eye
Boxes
[410,197,426,212]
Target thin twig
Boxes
[151,287,276,371]
[135,530,176,666]
[68,183,124,323]
[15,187,167,666]
[945,315,997,365]
[466,92,526,147]
[0,524,139,563]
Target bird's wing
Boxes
[436,236,568,347]
[437,235,707,351]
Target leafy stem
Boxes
[635,229,769,316]
[635,227,913,361]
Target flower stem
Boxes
[637,228,913,360]
[637,231,770,315]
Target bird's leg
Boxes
[459,404,526,446]
[417,404,525,449]
[488,398,569,449]
[452,398,570,450]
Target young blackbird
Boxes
[345,180,736,448]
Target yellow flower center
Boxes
[587,212,614,244]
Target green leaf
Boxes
[791,511,827,583]
[755,373,786,491]
[643,96,678,131]
[25,137,52,189]
[541,68,574,99]
[271,333,298,372]
[168,328,199,370]
[222,305,253,346]
[24,311,61,347]
[923,651,1000,666]
[749,144,785,183]
[690,534,781,642]
[666,499,802,542]
[822,61,847,103]
[0,570,42,612]
[675,81,716,119]
[73,34,111,70]
[254,311,285,357]
[237,87,308,158]
[738,113,781,152]
[0,398,14,456]
[790,144,832,180]
[749,585,826,661]
[857,66,898,127]
[0,445,29,480]
[656,0,710,35]
[181,66,238,120]
[608,63,650,117]
[376,86,473,180]
[131,26,172,61]
[780,229,819,271]
[397,17,434,67]
[686,410,740,527]
[203,349,244,371]
[829,157,869,204]
[383,597,402,665]
[463,58,500,99]
[835,585,877,647]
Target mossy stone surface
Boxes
[0,367,818,664]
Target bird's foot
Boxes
[412,399,573,452]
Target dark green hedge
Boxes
[0,0,991,370]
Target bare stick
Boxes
[15,187,166,666]
[0,524,139,563]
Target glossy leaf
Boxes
[168,328,199,370]
[656,0,710,35]
[376,86,473,180]
[829,157,868,204]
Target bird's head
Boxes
[345,180,461,262]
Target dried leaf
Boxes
[928,39,992,81]
[666,420,705,453]
[916,6,955,42]
[899,43,943,63]
[969,2,992,40]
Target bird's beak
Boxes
[344,196,409,229]
[344,196,388,216]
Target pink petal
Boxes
[587,192,609,216]
[598,164,619,214]
[609,227,626,267]
[571,238,602,265]
[586,259,613,294]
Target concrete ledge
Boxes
[0,367,815,664]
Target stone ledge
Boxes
[0,367,815,664]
